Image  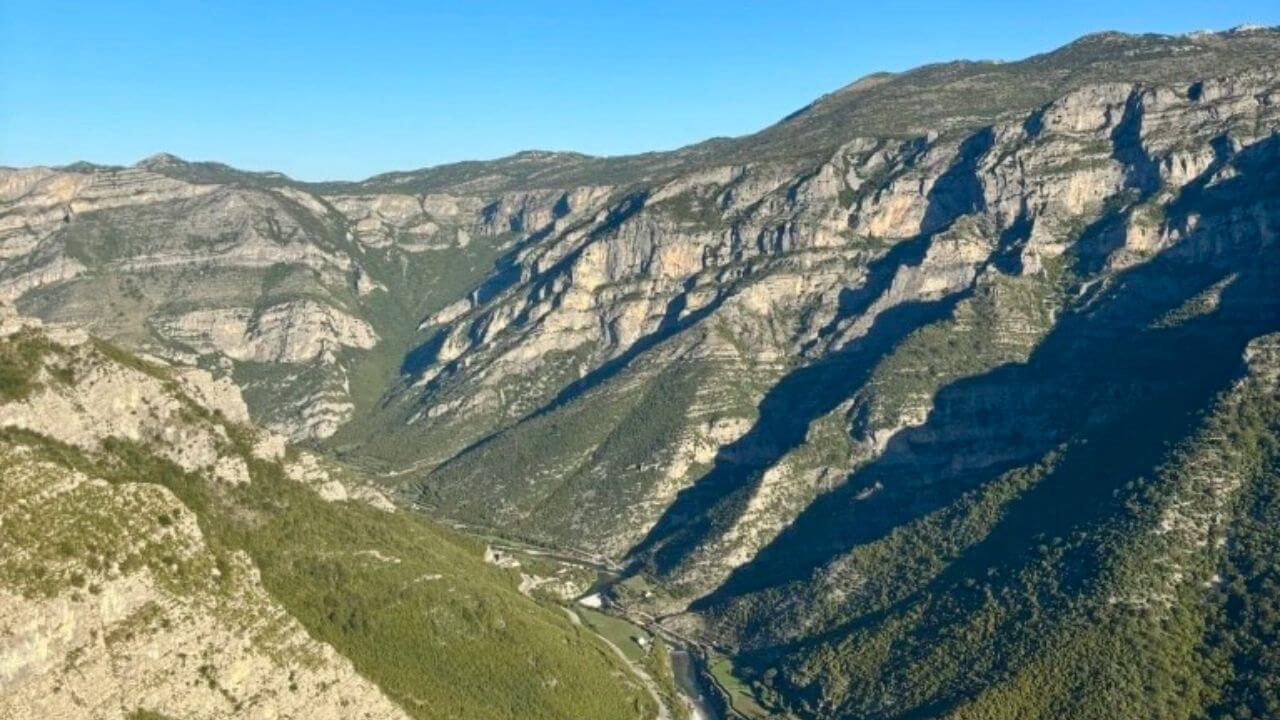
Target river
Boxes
[669,647,721,720]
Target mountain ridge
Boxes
[3,25,1280,719]
[35,26,1280,190]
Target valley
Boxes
[3,24,1280,720]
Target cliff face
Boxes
[0,451,409,720]
[0,151,615,440]
[395,53,1280,593]
[3,26,1280,720]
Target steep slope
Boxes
[373,31,1280,582]
[692,331,1280,720]
[0,155,611,441]
[0,308,656,720]
[368,29,1279,719]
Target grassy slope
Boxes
[149,445,652,720]
[0,334,656,720]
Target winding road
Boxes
[562,606,673,720]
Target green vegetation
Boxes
[579,607,652,663]
[642,638,690,720]
[222,467,653,720]
[331,229,513,425]
[711,335,1280,720]
[5,425,655,719]
[707,655,772,719]
[422,352,721,550]
[573,606,695,720]
[861,270,1058,438]
[0,332,658,720]
[91,337,172,379]
[0,328,66,401]
[1200,400,1280,719]
[0,435,220,600]
[224,456,646,717]
[1152,274,1236,330]
[657,190,729,228]
[8,27,1280,720]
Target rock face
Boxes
[153,301,378,364]
[0,347,250,486]
[379,40,1280,602]
[3,26,1280,720]
[0,149,632,441]
[0,453,408,720]
[0,316,407,720]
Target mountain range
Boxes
[3,25,1280,720]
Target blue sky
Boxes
[2,1,1276,181]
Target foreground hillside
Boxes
[0,307,655,720]
[3,26,1280,720]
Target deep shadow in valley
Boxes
[626,125,1011,575]
[699,131,1280,607]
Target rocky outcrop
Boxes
[0,163,390,440]
[3,25,1279,610]
[153,301,377,364]
[0,166,215,261]
[285,450,396,511]
[0,450,408,720]
[0,312,658,720]
[0,330,252,485]
[0,316,410,719]
[0,309,389,504]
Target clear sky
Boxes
[2,1,1276,181]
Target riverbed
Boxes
[670,647,721,720]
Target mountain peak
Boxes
[135,152,188,170]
